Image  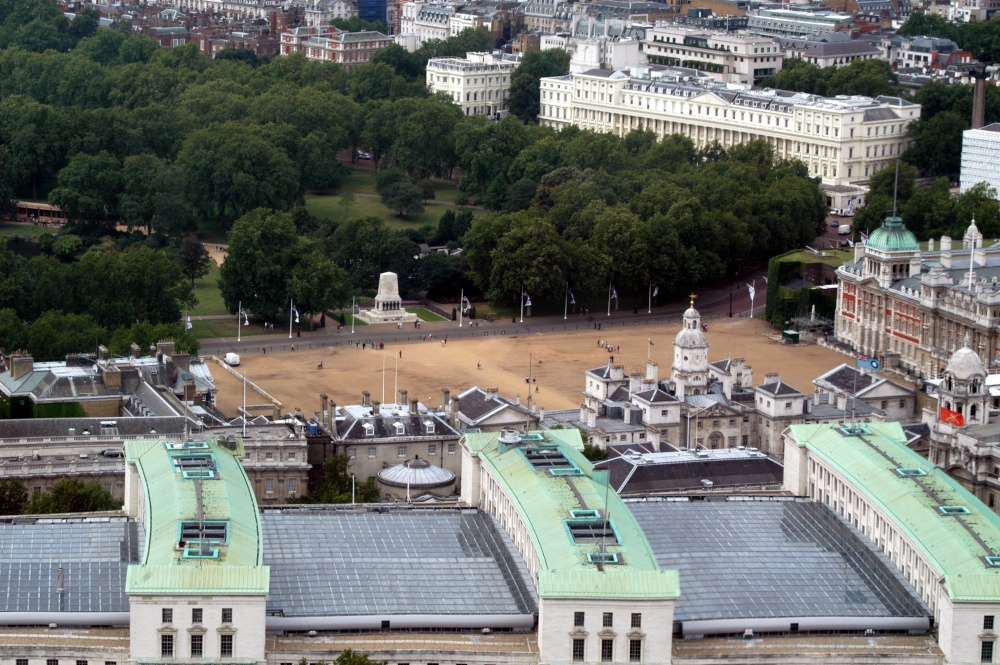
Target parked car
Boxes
[355,150,372,160]
[838,224,852,235]
[224,352,241,366]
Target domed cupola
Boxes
[672,295,709,399]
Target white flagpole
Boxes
[648,283,652,314]
[351,296,355,334]
[289,299,293,339]
[607,282,612,317]
[519,285,524,323]
[564,287,568,320]
[459,289,463,328]
[394,352,398,405]
[750,279,756,318]
[382,349,386,405]
[242,371,247,438]
[237,300,241,342]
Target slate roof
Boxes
[596,448,782,495]
[814,364,877,393]
[633,388,679,404]
[757,380,803,396]
[454,387,532,425]
[338,410,458,441]
[0,416,185,440]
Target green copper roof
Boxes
[788,422,1000,601]
[125,439,269,595]
[867,216,919,252]
[465,429,679,600]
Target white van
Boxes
[224,352,241,366]
[838,224,851,235]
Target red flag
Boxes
[940,406,965,427]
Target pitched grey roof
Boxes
[633,388,679,404]
[757,380,802,396]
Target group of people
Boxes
[598,339,621,353]
[355,340,385,350]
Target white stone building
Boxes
[426,51,520,117]
[538,65,921,198]
[399,0,456,46]
[644,25,783,84]
[961,122,1000,197]
[303,0,359,25]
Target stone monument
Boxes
[357,272,418,324]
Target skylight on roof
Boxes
[566,519,620,544]
[523,447,573,471]
[985,556,1000,567]
[895,468,927,478]
[166,441,210,451]
[938,505,970,516]
[179,520,229,544]
[182,546,220,559]
[170,453,216,478]
[587,552,620,564]
[571,509,601,519]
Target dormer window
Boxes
[424,420,435,434]
[394,422,406,436]
[363,423,375,437]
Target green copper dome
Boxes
[867,216,919,252]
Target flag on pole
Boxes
[652,285,659,298]
[940,406,965,427]
[860,232,868,246]
[186,315,193,330]
[462,296,472,313]
[747,283,756,300]
[524,294,532,308]
[294,307,300,324]
[856,354,881,372]
[241,309,249,326]
[648,339,654,347]
[847,239,855,248]
[611,288,618,300]
[569,290,575,305]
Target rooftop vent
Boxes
[499,429,521,445]
[182,547,220,559]
[570,509,601,519]
[939,505,970,516]
[587,552,620,564]
[895,467,928,478]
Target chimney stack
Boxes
[410,398,418,415]
[362,390,370,407]
[10,352,34,381]
[399,389,407,405]
[372,400,380,416]
[973,61,986,129]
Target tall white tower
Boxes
[672,295,709,399]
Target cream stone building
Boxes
[538,65,920,205]
[644,25,783,84]
[426,51,520,117]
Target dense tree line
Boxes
[853,162,1000,239]
[1,0,825,329]
[0,477,120,516]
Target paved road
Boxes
[198,265,770,357]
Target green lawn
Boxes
[410,307,446,322]
[336,168,464,203]
[190,261,229,316]
[306,193,468,231]
[779,248,854,268]
[0,223,57,239]
[192,319,269,340]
